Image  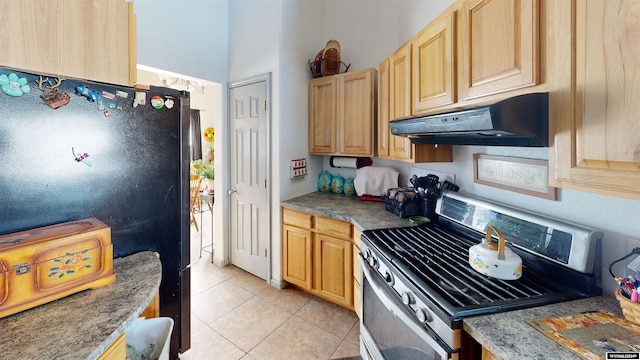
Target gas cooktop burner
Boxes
[364,214,601,321]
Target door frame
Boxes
[227,73,272,282]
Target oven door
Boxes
[359,253,456,360]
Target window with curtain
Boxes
[190,109,202,161]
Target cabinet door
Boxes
[97,333,126,360]
[337,69,375,156]
[389,43,414,161]
[282,225,313,290]
[315,234,353,308]
[0,0,135,86]
[377,58,391,158]
[550,0,640,200]
[309,77,337,154]
[460,0,539,100]
[413,9,456,113]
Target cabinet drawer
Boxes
[282,208,314,229]
[316,216,352,240]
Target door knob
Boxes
[228,188,237,195]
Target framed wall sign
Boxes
[473,154,557,200]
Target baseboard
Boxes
[269,279,287,289]
[212,257,229,267]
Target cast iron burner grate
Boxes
[364,226,583,319]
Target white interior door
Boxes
[228,75,270,280]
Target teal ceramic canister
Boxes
[331,175,345,194]
[344,177,355,196]
[318,171,333,192]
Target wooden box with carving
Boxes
[0,218,116,319]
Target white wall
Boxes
[323,0,453,70]
[228,0,282,282]
[134,0,229,84]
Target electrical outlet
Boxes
[627,237,640,255]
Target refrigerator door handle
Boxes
[180,264,192,272]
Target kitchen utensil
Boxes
[469,226,522,280]
[410,174,418,188]
[441,180,460,192]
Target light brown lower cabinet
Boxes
[482,346,498,360]
[97,290,161,360]
[282,207,354,309]
[97,333,126,360]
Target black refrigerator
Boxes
[0,68,191,359]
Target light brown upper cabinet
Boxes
[459,0,540,100]
[0,0,137,86]
[338,69,376,156]
[377,59,391,159]
[389,43,414,161]
[309,68,376,157]
[413,9,457,113]
[309,77,337,154]
[377,47,453,163]
[548,0,640,200]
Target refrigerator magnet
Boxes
[72,147,91,167]
[150,96,164,109]
[133,92,146,107]
[204,127,215,142]
[0,73,31,97]
[164,98,175,109]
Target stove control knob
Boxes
[416,308,433,323]
[383,271,394,285]
[362,248,371,260]
[401,292,414,305]
[367,256,378,269]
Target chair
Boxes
[189,174,202,231]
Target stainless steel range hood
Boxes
[389,92,549,147]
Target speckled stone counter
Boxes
[464,295,623,360]
[0,251,162,360]
[281,191,416,231]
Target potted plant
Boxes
[199,163,215,194]
[190,159,204,175]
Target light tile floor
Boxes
[180,208,361,360]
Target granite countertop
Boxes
[0,251,162,360]
[464,295,624,360]
[281,191,416,231]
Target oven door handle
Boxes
[358,253,454,360]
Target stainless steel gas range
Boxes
[358,192,603,360]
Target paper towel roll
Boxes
[330,156,372,169]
